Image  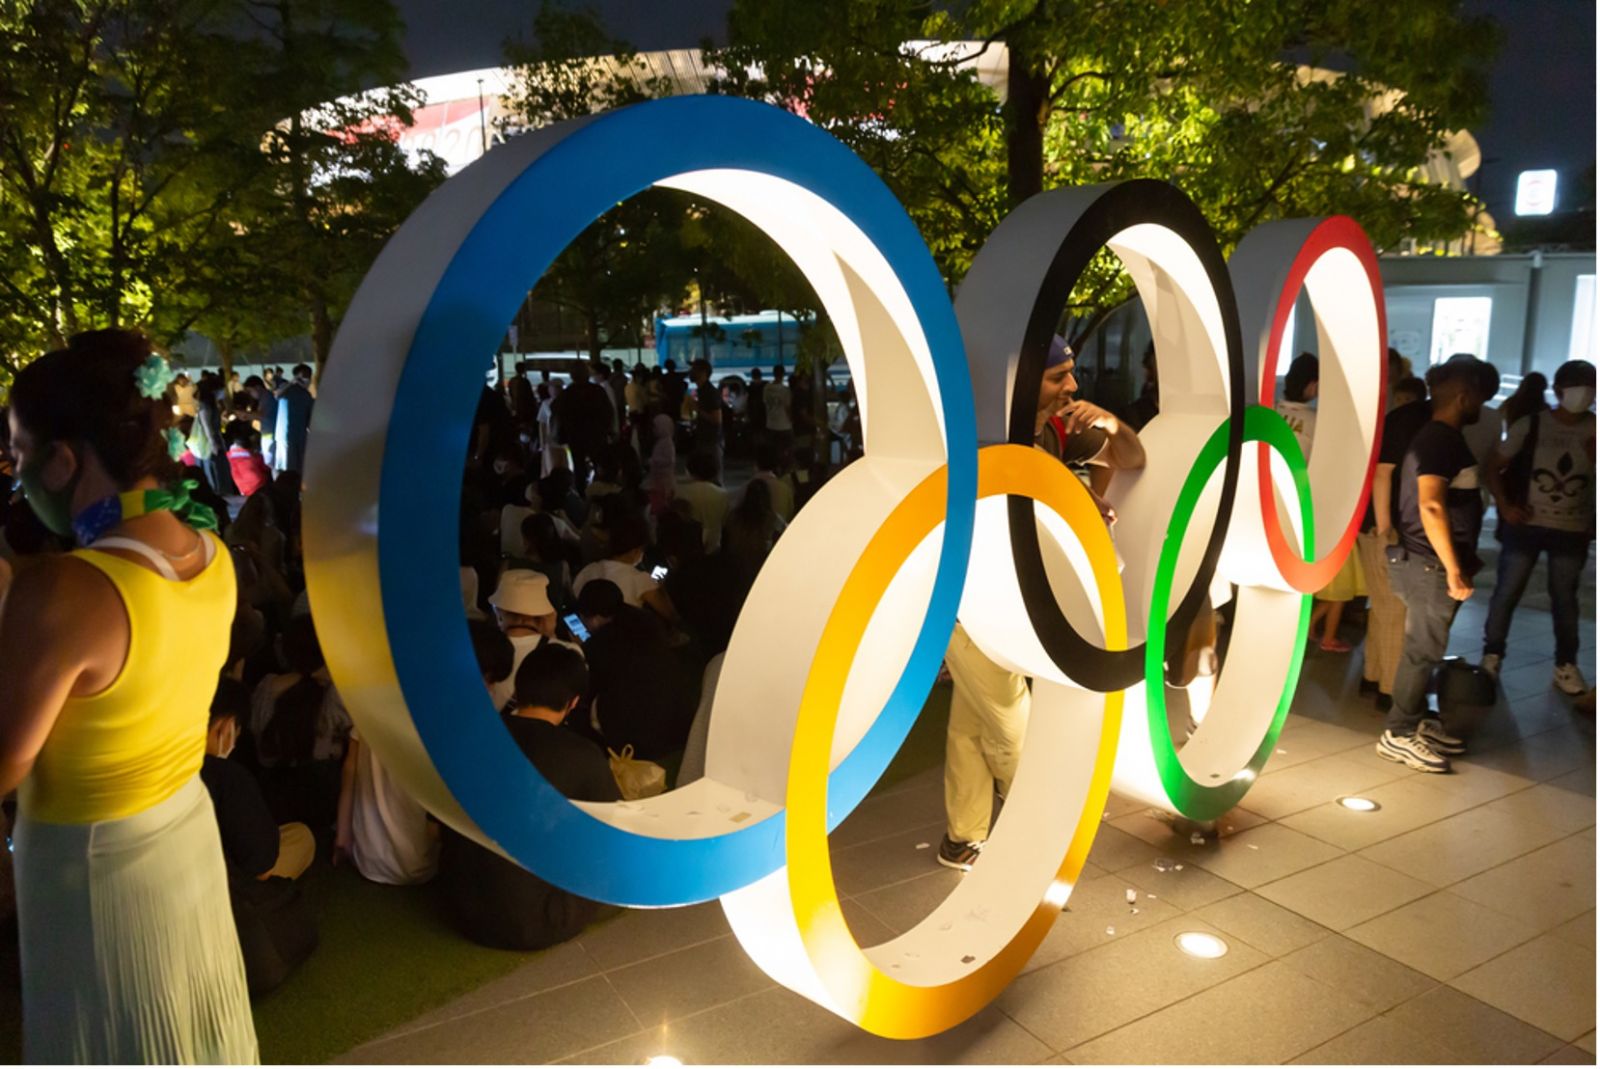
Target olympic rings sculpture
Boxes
[304,95,1386,1039]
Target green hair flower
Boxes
[165,426,187,460]
[135,353,173,400]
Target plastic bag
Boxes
[609,745,667,800]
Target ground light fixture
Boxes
[1336,795,1382,812]
[1174,931,1230,959]
[645,1057,683,1066]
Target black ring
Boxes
[1003,180,1246,693]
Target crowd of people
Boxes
[0,323,1590,1059]
[0,341,837,1056]
[934,338,1595,870]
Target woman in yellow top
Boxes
[0,330,256,1063]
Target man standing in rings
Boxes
[1376,359,1493,773]
[938,335,1145,870]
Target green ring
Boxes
[1145,405,1314,821]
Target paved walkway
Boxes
[338,589,1596,1065]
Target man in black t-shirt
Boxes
[1357,375,1430,708]
[439,643,621,950]
[1378,360,1492,774]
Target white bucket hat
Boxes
[489,568,555,618]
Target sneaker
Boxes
[936,835,982,871]
[1479,653,1502,680]
[1418,717,1466,755]
[1554,663,1588,696]
[1376,730,1451,773]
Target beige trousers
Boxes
[1356,530,1407,695]
[942,623,1030,844]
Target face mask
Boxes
[1561,386,1595,414]
[18,444,78,538]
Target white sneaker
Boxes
[1554,663,1589,696]
[1418,717,1466,755]
[1479,653,1502,680]
[1376,730,1452,773]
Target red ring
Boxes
[1256,216,1388,592]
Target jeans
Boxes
[1483,525,1592,665]
[1386,552,1462,735]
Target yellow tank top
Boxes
[21,532,235,824]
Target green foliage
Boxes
[218,0,445,372]
[500,2,828,361]
[0,0,268,378]
[709,0,1497,337]
[705,1,1009,286]
[0,0,443,388]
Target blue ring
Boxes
[378,96,977,906]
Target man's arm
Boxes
[1372,463,1396,538]
[1060,400,1146,470]
[1416,475,1472,600]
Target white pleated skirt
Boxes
[14,777,259,1064]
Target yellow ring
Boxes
[783,444,1128,1038]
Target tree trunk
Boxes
[698,286,710,364]
[586,309,603,363]
[311,297,332,389]
[1005,34,1050,208]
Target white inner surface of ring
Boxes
[572,169,952,840]
[722,525,1112,1003]
[1268,246,1385,561]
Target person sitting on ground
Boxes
[203,679,314,882]
[572,510,677,623]
[487,568,581,714]
[204,679,320,999]
[224,420,272,499]
[674,449,729,551]
[334,630,474,885]
[505,511,573,610]
[658,510,746,658]
[746,443,795,522]
[576,580,699,759]
[722,475,785,580]
[249,613,351,826]
[438,642,621,951]
[537,467,588,530]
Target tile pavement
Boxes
[337,590,1595,1065]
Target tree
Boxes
[0,0,269,373]
[705,1,1008,285]
[234,0,444,379]
[497,3,698,362]
[708,0,1498,340]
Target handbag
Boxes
[608,744,667,800]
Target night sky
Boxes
[395,0,1596,226]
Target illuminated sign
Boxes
[1515,169,1559,216]
[304,95,1385,1038]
